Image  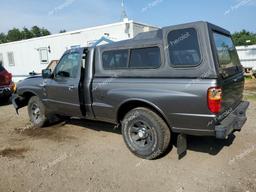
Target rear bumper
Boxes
[215,101,250,139]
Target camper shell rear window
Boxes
[212,32,241,78]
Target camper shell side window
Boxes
[129,47,161,69]
[102,46,162,70]
[167,28,202,68]
[102,49,129,70]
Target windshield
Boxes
[213,32,241,78]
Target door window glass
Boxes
[55,53,81,79]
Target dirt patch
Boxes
[244,79,256,101]
[14,122,77,142]
[0,147,29,158]
[0,96,256,192]
[245,79,256,92]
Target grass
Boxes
[245,76,254,80]
[244,95,256,101]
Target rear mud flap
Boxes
[177,134,187,159]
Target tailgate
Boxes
[212,32,245,118]
[220,72,244,114]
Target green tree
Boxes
[0,26,52,44]
[31,26,42,37]
[232,30,256,46]
[59,30,67,33]
[0,33,7,44]
[41,28,51,36]
[7,28,22,42]
[22,27,34,39]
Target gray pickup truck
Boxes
[12,21,249,159]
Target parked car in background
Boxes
[0,65,15,101]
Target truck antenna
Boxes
[121,0,128,21]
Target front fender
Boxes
[11,94,27,114]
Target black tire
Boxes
[122,107,171,160]
[28,96,48,128]
[0,96,10,104]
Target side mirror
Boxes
[42,69,52,79]
[57,71,70,78]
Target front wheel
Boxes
[122,107,171,160]
[28,96,48,128]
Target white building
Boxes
[0,20,158,82]
[236,45,256,72]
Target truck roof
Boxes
[98,21,231,50]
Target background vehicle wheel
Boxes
[122,107,171,160]
[0,96,10,104]
[28,96,48,128]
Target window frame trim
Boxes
[167,27,203,68]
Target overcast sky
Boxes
[0,0,255,34]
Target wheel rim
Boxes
[30,103,41,123]
[128,120,155,150]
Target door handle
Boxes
[68,85,75,91]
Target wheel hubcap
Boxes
[129,121,154,149]
[31,104,41,121]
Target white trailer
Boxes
[236,45,256,77]
[0,20,158,82]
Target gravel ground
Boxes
[0,80,255,192]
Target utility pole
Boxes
[121,0,128,21]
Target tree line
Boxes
[0,26,66,44]
[232,30,256,46]
[0,26,255,46]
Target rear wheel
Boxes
[28,96,48,128]
[122,107,171,160]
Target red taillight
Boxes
[1,72,12,85]
[6,72,12,81]
[207,87,222,114]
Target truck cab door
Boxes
[44,50,83,117]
